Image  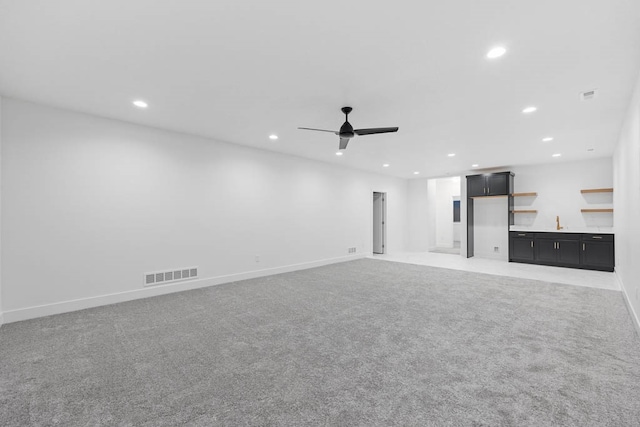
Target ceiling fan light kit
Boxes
[299,106,399,150]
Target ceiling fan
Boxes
[298,107,399,150]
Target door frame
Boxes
[373,191,387,254]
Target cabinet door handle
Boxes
[583,243,585,251]
[557,242,560,249]
[553,242,556,249]
[518,233,526,236]
[592,236,603,239]
[531,241,534,248]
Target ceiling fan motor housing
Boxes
[339,121,354,138]
[339,106,354,138]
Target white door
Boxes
[373,192,385,254]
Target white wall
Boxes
[452,196,461,243]
[426,179,437,250]
[406,179,430,251]
[406,177,462,252]
[0,98,408,322]
[613,69,640,332]
[0,97,3,327]
[473,197,509,260]
[434,177,460,248]
[511,158,613,231]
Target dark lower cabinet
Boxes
[510,233,535,261]
[536,235,581,266]
[509,232,614,272]
[581,234,615,270]
[557,240,581,265]
[535,238,557,263]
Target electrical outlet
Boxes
[494,246,500,253]
[347,247,357,254]
[255,255,260,263]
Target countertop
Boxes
[509,227,614,234]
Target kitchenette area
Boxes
[466,160,615,273]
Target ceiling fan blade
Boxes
[339,138,350,150]
[353,127,399,136]
[298,127,339,134]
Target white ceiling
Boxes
[1,0,640,179]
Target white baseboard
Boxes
[615,269,640,338]
[2,254,366,324]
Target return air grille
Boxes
[580,89,597,101]
[144,266,199,287]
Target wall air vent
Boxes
[580,89,597,101]
[144,266,199,287]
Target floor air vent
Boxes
[144,266,199,287]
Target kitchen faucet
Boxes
[556,216,563,230]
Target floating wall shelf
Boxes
[512,209,538,214]
[581,208,613,213]
[581,188,613,194]
[512,192,538,197]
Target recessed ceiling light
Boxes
[269,134,278,140]
[336,152,343,156]
[522,106,537,114]
[448,153,456,157]
[414,171,420,175]
[382,164,390,168]
[486,46,507,59]
[472,164,479,168]
[132,100,148,109]
[542,137,554,142]
[552,153,562,157]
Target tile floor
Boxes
[372,251,618,291]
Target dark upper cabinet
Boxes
[486,173,509,196]
[466,172,513,197]
[467,175,486,197]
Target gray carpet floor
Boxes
[1,259,639,426]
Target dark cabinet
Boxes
[581,234,615,271]
[466,171,514,258]
[487,173,509,196]
[509,232,614,272]
[535,234,581,266]
[535,238,557,263]
[557,239,581,265]
[509,233,535,261]
[467,175,486,197]
[467,172,512,197]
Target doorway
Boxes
[373,192,386,254]
[427,176,461,255]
